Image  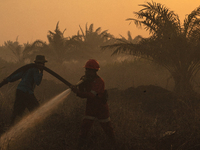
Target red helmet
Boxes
[84,59,100,70]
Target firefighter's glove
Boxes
[0,79,8,88]
[70,85,78,94]
[80,76,87,81]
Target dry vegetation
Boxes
[1,61,200,150]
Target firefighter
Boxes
[70,59,115,148]
[0,55,47,126]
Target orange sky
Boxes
[0,0,199,45]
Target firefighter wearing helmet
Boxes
[70,59,115,148]
[84,59,100,70]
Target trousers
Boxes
[79,118,115,139]
[10,89,39,125]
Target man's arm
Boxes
[71,78,105,99]
[6,71,24,83]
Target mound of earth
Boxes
[118,85,177,115]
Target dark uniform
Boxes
[77,75,114,139]
[71,59,115,147]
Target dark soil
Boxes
[1,84,200,150]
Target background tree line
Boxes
[1,2,200,149]
[1,1,200,96]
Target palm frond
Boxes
[85,23,88,35]
[79,25,85,40]
[89,23,94,33]
[118,34,127,41]
[62,28,66,34]
[99,30,109,40]
[127,31,132,41]
[55,21,60,32]
[184,6,200,27]
[95,27,101,34]
[128,1,180,37]
[184,6,200,37]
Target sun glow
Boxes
[0,0,199,45]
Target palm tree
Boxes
[3,37,48,64]
[102,1,200,95]
[24,22,78,64]
[76,23,114,61]
[23,40,49,63]
[79,23,113,46]
[4,37,23,63]
[47,21,69,63]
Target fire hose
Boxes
[0,64,76,88]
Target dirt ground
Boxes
[1,84,200,150]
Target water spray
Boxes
[0,88,71,149]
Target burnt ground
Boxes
[1,84,200,150]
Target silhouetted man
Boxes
[1,55,47,125]
[70,59,115,148]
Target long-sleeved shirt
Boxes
[6,66,43,94]
[77,75,109,119]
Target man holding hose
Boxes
[0,55,47,125]
[70,59,115,148]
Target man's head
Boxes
[34,55,47,71]
[84,59,100,80]
[34,55,48,64]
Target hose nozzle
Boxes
[76,80,84,85]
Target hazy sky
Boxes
[0,0,199,45]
